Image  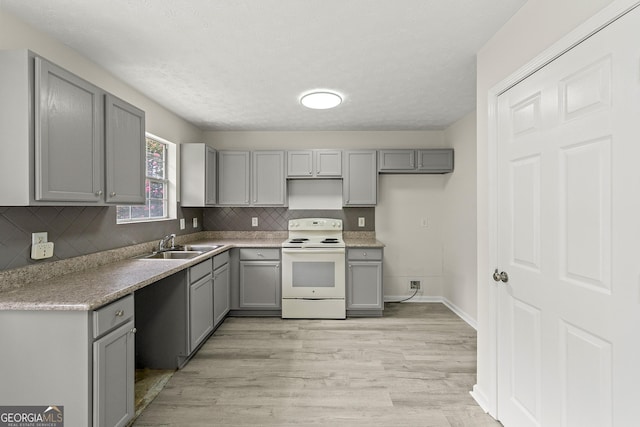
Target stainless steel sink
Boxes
[134,244,221,260]
[184,244,221,252]
[137,250,204,260]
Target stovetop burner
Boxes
[283,218,345,249]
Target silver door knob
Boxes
[115,310,124,317]
[95,190,103,196]
[130,327,137,334]
[492,269,509,283]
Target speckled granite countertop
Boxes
[0,232,383,312]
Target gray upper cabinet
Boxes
[35,57,104,203]
[105,94,145,204]
[378,149,454,173]
[343,150,377,206]
[217,151,250,205]
[0,50,146,206]
[252,151,286,205]
[287,149,342,178]
[181,143,217,206]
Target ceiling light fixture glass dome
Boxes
[300,91,343,109]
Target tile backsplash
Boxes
[0,205,374,271]
[0,205,202,271]
[202,207,375,232]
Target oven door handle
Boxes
[282,248,345,254]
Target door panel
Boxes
[496,6,640,426]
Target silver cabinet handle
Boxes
[110,192,116,197]
[130,327,137,334]
[95,190,103,196]
[115,310,124,317]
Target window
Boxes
[117,135,172,223]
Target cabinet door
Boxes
[205,146,217,204]
[213,263,230,327]
[35,57,103,202]
[416,149,454,173]
[93,320,135,427]
[239,261,281,308]
[218,151,250,205]
[105,94,145,204]
[189,276,214,352]
[252,151,285,205]
[287,150,313,177]
[347,261,383,310]
[377,149,416,171]
[316,150,342,177]
[343,150,377,206]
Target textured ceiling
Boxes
[1,0,526,131]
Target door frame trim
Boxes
[477,0,640,420]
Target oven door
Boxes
[281,248,345,298]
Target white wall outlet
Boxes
[32,232,48,245]
[192,217,198,228]
[31,242,54,260]
[179,218,186,230]
[421,218,428,227]
[358,217,365,227]
[251,217,258,227]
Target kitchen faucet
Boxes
[158,233,176,252]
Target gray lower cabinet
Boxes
[188,273,214,352]
[347,248,384,316]
[0,294,136,426]
[343,150,377,206]
[93,316,136,427]
[239,248,281,310]
[213,252,230,327]
[378,149,454,173]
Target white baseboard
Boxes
[384,295,477,330]
[470,385,493,416]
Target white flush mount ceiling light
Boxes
[300,91,343,109]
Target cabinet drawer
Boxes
[213,251,230,270]
[93,294,134,339]
[347,248,382,260]
[190,259,212,283]
[240,248,280,260]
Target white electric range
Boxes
[281,218,346,319]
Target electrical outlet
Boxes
[179,218,185,230]
[410,280,421,290]
[192,217,198,228]
[358,217,365,227]
[32,232,48,245]
[252,217,258,227]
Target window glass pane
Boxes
[130,205,148,219]
[116,206,131,221]
[148,181,165,199]
[149,200,165,218]
[146,138,165,179]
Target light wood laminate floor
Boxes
[134,303,501,426]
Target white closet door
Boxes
[496,6,640,426]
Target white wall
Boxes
[0,8,202,144]
[474,0,613,413]
[442,111,477,323]
[205,130,456,300]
